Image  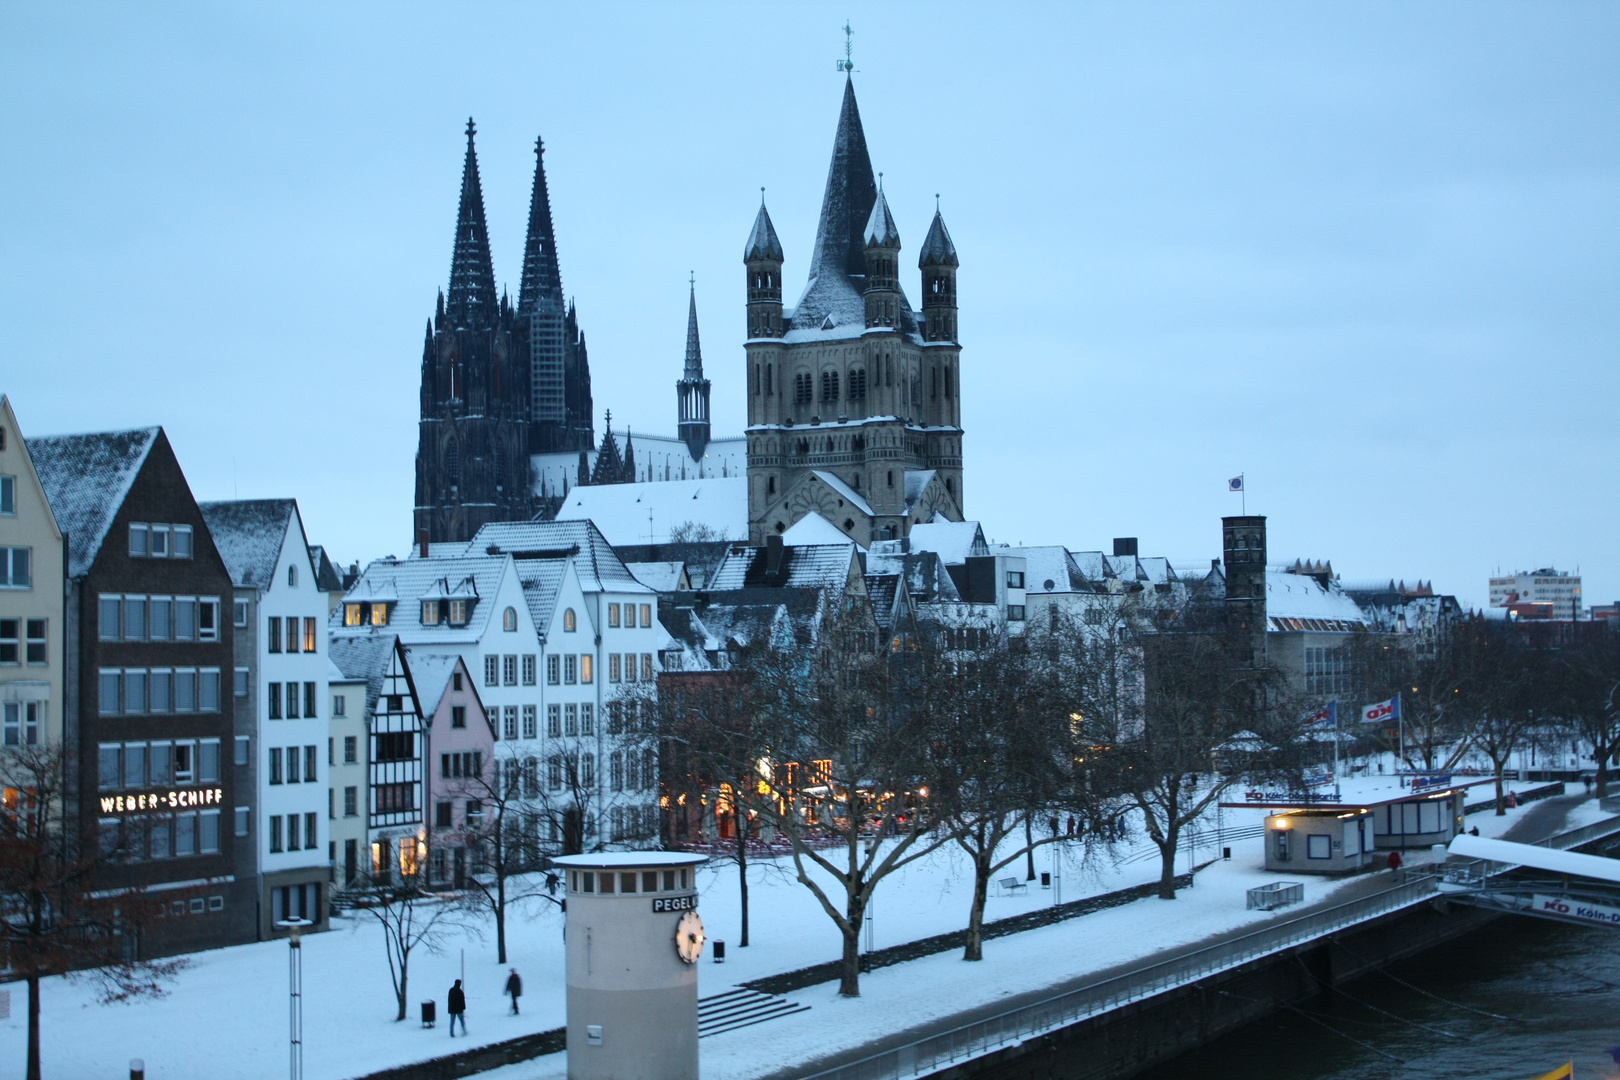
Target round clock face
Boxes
[675,910,705,964]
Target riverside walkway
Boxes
[751,793,1620,1080]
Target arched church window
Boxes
[849,368,867,400]
[766,364,774,396]
[820,369,840,403]
[563,608,577,633]
[887,471,894,488]
[446,443,460,489]
[885,356,894,386]
[503,607,518,632]
[795,372,812,404]
[767,476,776,495]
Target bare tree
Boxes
[0,745,184,1079]
[715,607,954,997]
[926,618,1103,961]
[1547,628,1620,798]
[350,855,469,1021]
[1107,607,1298,899]
[444,748,563,964]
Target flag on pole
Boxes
[1303,702,1338,729]
[1228,475,1244,492]
[1361,695,1401,724]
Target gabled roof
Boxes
[864,546,962,602]
[404,650,479,722]
[782,511,860,548]
[334,555,512,644]
[27,426,161,578]
[198,499,296,589]
[903,520,988,565]
[0,396,61,543]
[625,561,688,593]
[309,545,346,592]
[707,542,862,593]
[903,469,937,512]
[468,519,650,594]
[809,470,874,516]
[1265,570,1367,629]
[329,633,403,714]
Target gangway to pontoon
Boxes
[1438,833,1620,929]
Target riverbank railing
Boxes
[795,814,1620,1080]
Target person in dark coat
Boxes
[505,968,523,1015]
[447,979,467,1036]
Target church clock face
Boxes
[675,911,705,964]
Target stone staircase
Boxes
[698,988,811,1038]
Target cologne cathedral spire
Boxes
[518,136,564,317]
[447,118,498,328]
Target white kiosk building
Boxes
[554,852,708,1080]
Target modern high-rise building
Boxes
[1489,568,1582,620]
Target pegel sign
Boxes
[651,894,698,913]
[1532,894,1620,927]
[99,787,225,815]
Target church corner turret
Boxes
[677,281,712,462]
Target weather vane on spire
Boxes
[837,21,855,74]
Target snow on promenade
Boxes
[0,781,1567,1080]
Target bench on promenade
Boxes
[998,877,1028,896]
[1246,881,1304,911]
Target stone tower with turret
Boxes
[743,78,963,544]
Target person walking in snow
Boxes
[505,968,523,1015]
[447,979,467,1036]
[1387,850,1403,881]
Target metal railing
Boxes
[797,814,1620,1080]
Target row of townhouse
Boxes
[326,519,666,891]
[0,396,338,953]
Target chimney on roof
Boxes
[1113,537,1138,557]
[418,528,430,560]
[765,534,785,578]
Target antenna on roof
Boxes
[837,21,855,74]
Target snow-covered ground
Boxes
[0,780,1583,1080]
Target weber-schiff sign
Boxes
[99,787,226,815]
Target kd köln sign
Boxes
[652,895,698,913]
[99,787,226,815]
[1532,893,1620,927]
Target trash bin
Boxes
[421,1000,436,1028]
[713,940,726,963]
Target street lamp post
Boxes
[276,917,313,1080]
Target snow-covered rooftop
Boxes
[27,426,160,578]
[552,477,747,546]
[1265,571,1368,630]
[783,510,863,548]
[198,499,296,589]
[904,520,987,565]
[404,650,467,720]
[625,560,688,593]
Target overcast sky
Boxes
[3,3,1616,609]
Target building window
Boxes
[98,596,120,641]
[235,736,250,766]
[436,801,453,829]
[795,372,812,404]
[269,748,283,785]
[3,701,41,747]
[563,608,577,633]
[268,682,282,720]
[129,523,149,557]
[522,655,536,685]
[1007,605,1026,622]
[173,526,192,559]
[369,603,389,627]
[502,705,517,740]
[503,655,517,686]
[547,704,561,738]
[565,704,578,737]
[581,703,594,736]
[123,597,146,641]
[284,682,299,720]
[303,618,317,653]
[484,655,499,687]
[850,368,867,399]
[0,475,12,515]
[344,787,358,817]
[333,693,346,717]
[642,653,654,680]
[639,604,652,628]
[150,525,171,558]
[503,606,518,632]
[581,753,596,789]
[23,619,44,664]
[0,619,16,664]
[235,806,250,837]
[343,735,357,763]
[547,655,560,685]
[269,815,283,853]
[610,751,624,792]
[548,757,563,791]
[452,704,467,730]
[304,745,318,784]
[288,564,298,588]
[821,369,840,402]
[1006,571,1025,589]
[344,603,362,627]
[580,655,593,684]
[448,599,469,625]
[609,654,620,682]
[199,599,219,641]
[522,705,537,739]
[234,599,248,627]
[421,599,440,625]
[607,604,620,628]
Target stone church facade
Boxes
[415,121,595,546]
[743,77,965,544]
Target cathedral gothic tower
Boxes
[744,78,964,544]
[415,122,596,545]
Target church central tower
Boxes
[743,78,963,544]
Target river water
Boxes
[1135,916,1620,1080]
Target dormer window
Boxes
[421,600,440,625]
[370,602,389,627]
[563,608,577,633]
[344,603,363,627]
[448,599,469,626]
